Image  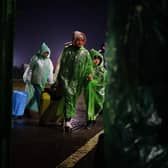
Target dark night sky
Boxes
[14,0,107,67]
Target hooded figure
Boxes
[84,48,107,123]
[23,42,54,114]
[55,31,93,129]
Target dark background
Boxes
[14,0,107,67]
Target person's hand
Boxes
[87,74,93,81]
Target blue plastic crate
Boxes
[12,90,27,116]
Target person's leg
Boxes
[25,84,41,119]
[33,84,42,112]
[64,94,77,129]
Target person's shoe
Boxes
[85,120,95,129]
[64,121,72,132]
[85,120,91,129]
[65,121,72,128]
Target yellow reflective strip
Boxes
[56,130,104,168]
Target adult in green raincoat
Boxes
[85,49,107,124]
[56,31,93,129]
[23,42,54,117]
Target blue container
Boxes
[12,90,27,116]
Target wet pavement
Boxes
[11,93,103,168]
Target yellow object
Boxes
[40,92,51,115]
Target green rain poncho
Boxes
[85,49,107,121]
[23,42,54,112]
[57,45,93,119]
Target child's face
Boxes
[93,57,101,65]
[73,37,85,47]
[42,52,49,57]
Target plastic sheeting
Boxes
[24,83,39,112]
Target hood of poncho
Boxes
[37,42,51,58]
[89,48,104,67]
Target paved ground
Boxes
[11,88,104,168]
[11,117,103,168]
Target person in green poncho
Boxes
[56,31,93,130]
[23,42,54,118]
[84,48,107,127]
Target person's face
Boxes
[42,52,49,57]
[73,37,85,47]
[93,57,101,65]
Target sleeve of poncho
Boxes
[47,59,54,84]
[85,51,94,77]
